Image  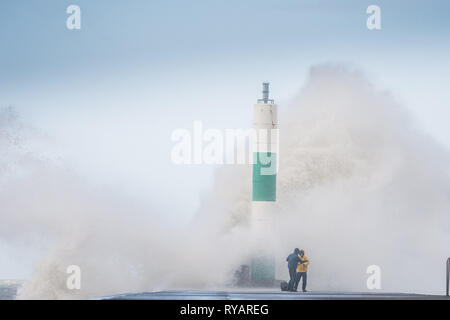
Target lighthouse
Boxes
[250,82,278,286]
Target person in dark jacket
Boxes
[286,248,301,291]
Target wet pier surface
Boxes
[100,289,450,300]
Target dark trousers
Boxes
[295,272,307,291]
[288,267,297,291]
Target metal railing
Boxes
[447,257,450,296]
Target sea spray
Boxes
[0,65,448,299]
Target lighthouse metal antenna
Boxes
[257,82,274,104]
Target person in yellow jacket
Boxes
[294,249,309,292]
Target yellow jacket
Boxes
[296,255,309,273]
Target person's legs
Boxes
[288,267,296,291]
[300,272,307,292]
[295,273,302,291]
[293,272,300,291]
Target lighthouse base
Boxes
[250,253,276,287]
[250,201,277,286]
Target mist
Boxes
[1,65,449,299]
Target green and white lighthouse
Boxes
[250,82,278,286]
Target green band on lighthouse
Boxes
[252,152,277,201]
